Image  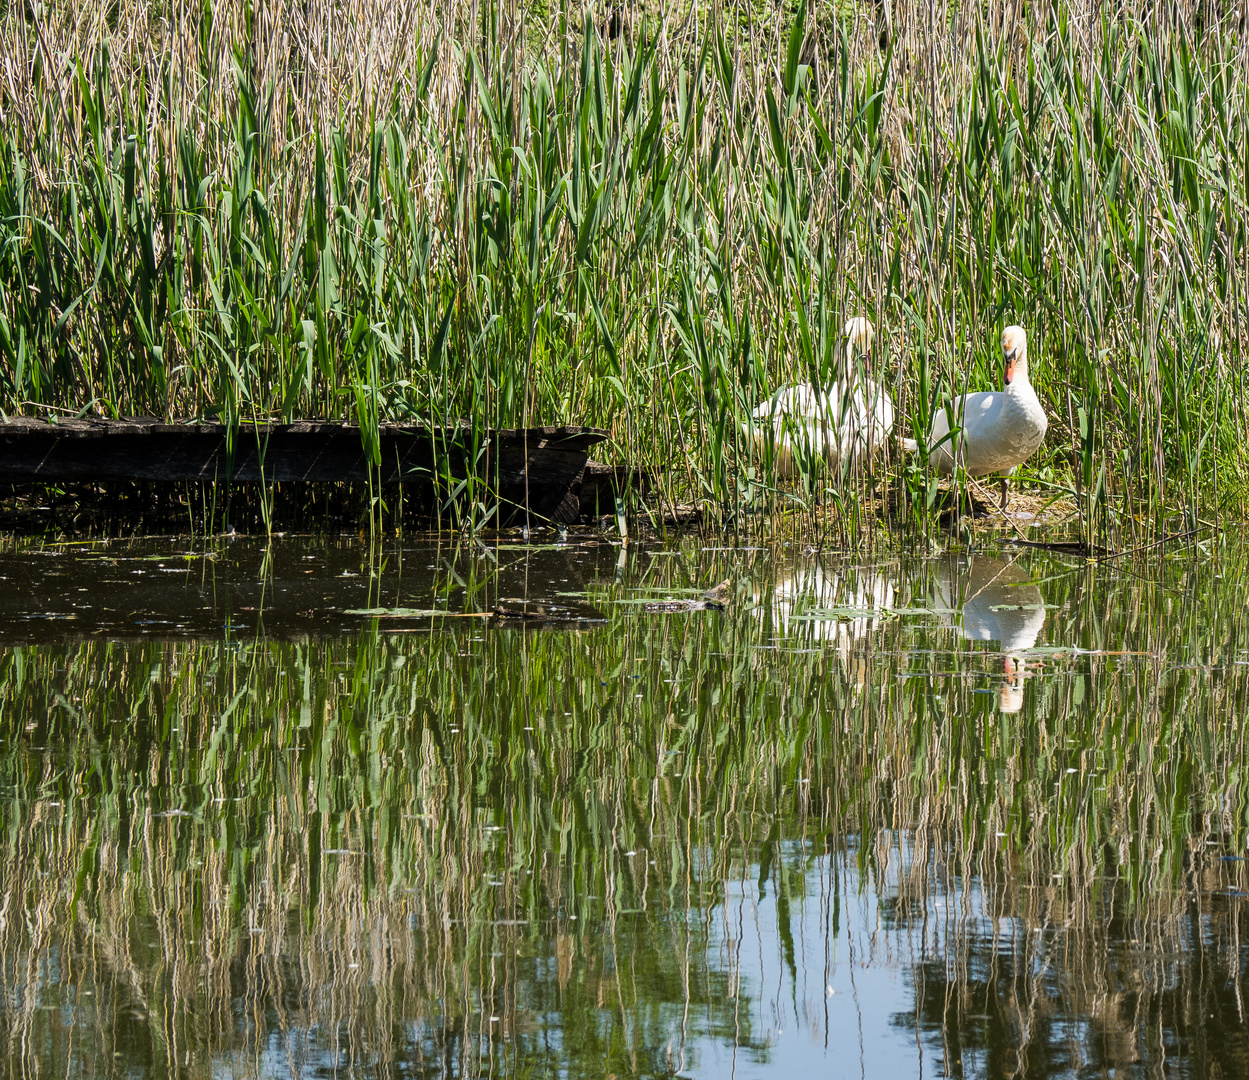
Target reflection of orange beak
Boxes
[1004,352,1016,386]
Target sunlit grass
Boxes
[0,0,1246,542]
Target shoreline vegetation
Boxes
[1,0,1247,543]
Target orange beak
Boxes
[1004,351,1016,386]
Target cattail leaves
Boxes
[0,1,1246,532]
[782,0,808,102]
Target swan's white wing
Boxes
[753,383,837,420]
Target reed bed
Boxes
[0,537,1245,1073]
[1,0,1247,540]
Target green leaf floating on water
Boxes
[346,607,455,618]
[789,607,890,621]
[790,606,963,620]
[628,587,711,597]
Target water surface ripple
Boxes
[0,535,1245,1078]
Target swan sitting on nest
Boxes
[904,325,1047,508]
[748,317,894,478]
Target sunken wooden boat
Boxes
[0,417,609,524]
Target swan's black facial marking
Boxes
[1004,347,1018,386]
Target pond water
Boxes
[0,531,1246,1078]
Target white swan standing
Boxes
[904,325,1047,508]
[749,317,894,478]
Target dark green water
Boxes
[0,532,1246,1078]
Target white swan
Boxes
[904,325,1047,507]
[749,317,894,478]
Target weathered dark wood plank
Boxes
[0,418,609,524]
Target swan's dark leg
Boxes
[999,474,1009,509]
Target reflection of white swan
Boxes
[749,318,894,478]
[998,656,1027,714]
[766,562,895,655]
[935,556,1045,713]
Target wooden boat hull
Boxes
[0,418,608,524]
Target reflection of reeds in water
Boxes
[764,558,896,657]
[0,543,1246,1073]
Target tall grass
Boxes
[1,0,1246,540]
